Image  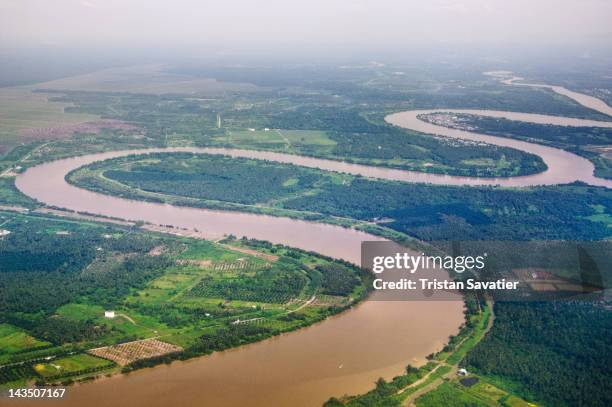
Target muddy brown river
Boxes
[12,76,611,406]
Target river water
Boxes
[13,77,611,406]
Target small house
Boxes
[104,311,116,319]
[458,368,468,376]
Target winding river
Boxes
[13,75,611,406]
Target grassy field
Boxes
[585,203,612,225]
[0,324,50,356]
[33,354,113,379]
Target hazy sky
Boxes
[1,0,610,50]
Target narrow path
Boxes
[404,377,445,407]
[276,129,292,149]
[287,295,316,314]
[117,313,137,325]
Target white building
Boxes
[104,311,115,319]
[458,368,468,376]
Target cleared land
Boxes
[0,87,97,154]
[88,339,182,366]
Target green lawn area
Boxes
[55,303,107,321]
[130,265,207,305]
[33,354,112,379]
[0,323,50,355]
[1,210,368,383]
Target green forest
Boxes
[465,302,612,407]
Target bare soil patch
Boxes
[88,338,182,366]
[19,120,138,142]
